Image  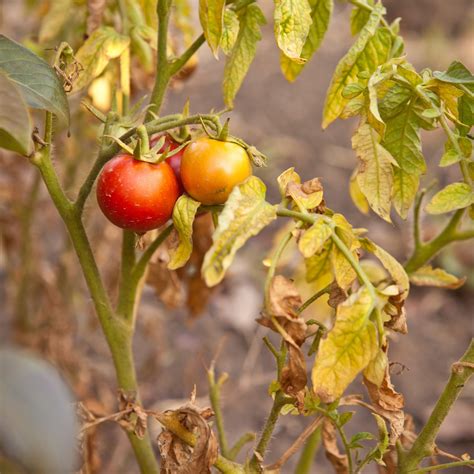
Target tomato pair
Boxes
[96,135,252,233]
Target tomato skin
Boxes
[180,137,252,205]
[96,154,179,233]
[150,134,184,192]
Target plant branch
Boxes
[208,364,230,457]
[228,432,256,461]
[264,416,323,471]
[411,460,474,473]
[169,33,206,76]
[116,230,136,318]
[294,426,322,474]
[400,339,474,472]
[297,285,331,315]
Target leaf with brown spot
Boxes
[364,362,405,444]
[280,345,307,399]
[322,419,349,474]
[287,178,324,211]
[383,293,408,334]
[327,282,347,309]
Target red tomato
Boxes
[150,134,184,191]
[96,154,179,233]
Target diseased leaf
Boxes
[322,419,349,474]
[0,71,32,155]
[364,346,388,387]
[221,10,239,55]
[287,178,324,211]
[322,5,391,128]
[425,182,474,215]
[350,0,373,36]
[410,265,466,289]
[312,287,377,402]
[330,245,357,291]
[202,177,277,286]
[274,0,312,61]
[382,98,425,218]
[39,0,73,43]
[199,0,225,57]
[298,218,332,258]
[305,241,334,288]
[168,195,201,270]
[352,123,395,222]
[280,0,333,81]
[0,35,69,124]
[74,26,130,91]
[277,167,301,197]
[222,4,265,107]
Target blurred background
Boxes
[1,0,473,472]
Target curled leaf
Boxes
[409,265,466,289]
[322,419,349,474]
[287,178,324,211]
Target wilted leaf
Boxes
[0,35,70,124]
[39,0,73,43]
[312,287,377,402]
[322,419,349,474]
[223,4,265,107]
[0,71,32,155]
[352,123,396,222]
[168,195,201,270]
[425,182,474,215]
[202,177,276,286]
[157,404,218,474]
[322,5,391,128]
[382,97,425,218]
[305,241,333,288]
[287,178,324,211]
[267,275,303,325]
[280,345,307,398]
[298,218,332,258]
[277,167,301,197]
[74,26,130,91]
[330,245,357,291]
[274,0,312,61]
[364,345,388,387]
[281,0,333,81]
[410,265,466,289]
[221,10,239,55]
[364,362,404,444]
[199,0,225,57]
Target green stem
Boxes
[297,285,331,315]
[335,422,354,474]
[294,426,322,474]
[208,367,229,457]
[116,230,136,318]
[169,33,206,76]
[400,339,474,472]
[404,209,465,273]
[411,460,474,473]
[228,432,256,461]
[249,391,288,471]
[36,112,159,474]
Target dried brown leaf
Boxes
[327,282,347,309]
[280,345,307,399]
[384,294,408,334]
[322,419,349,474]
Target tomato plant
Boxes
[181,137,253,205]
[0,0,473,473]
[96,154,179,233]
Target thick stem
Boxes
[413,460,474,473]
[116,230,137,318]
[400,339,474,472]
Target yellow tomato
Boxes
[181,137,252,205]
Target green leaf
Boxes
[425,182,474,215]
[0,35,69,124]
[168,195,201,270]
[410,265,466,289]
[382,98,425,218]
[274,0,312,61]
[322,5,391,128]
[0,71,32,155]
[222,4,266,108]
[352,123,396,222]
[379,83,412,120]
[365,413,389,464]
[312,286,377,402]
[39,0,73,44]
[433,61,474,85]
[298,218,332,258]
[439,137,471,167]
[221,9,239,56]
[199,0,225,58]
[74,26,130,91]
[350,0,373,36]
[202,176,277,286]
[280,0,333,81]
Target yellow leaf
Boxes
[202,177,277,286]
[305,241,333,289]
[410,265,466,289]
[363,346,388,387]
[312,287,377,402]
[277,167,301,197]
[298,218,332,258]
[330,245,357,290]
[349,169,369,214]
